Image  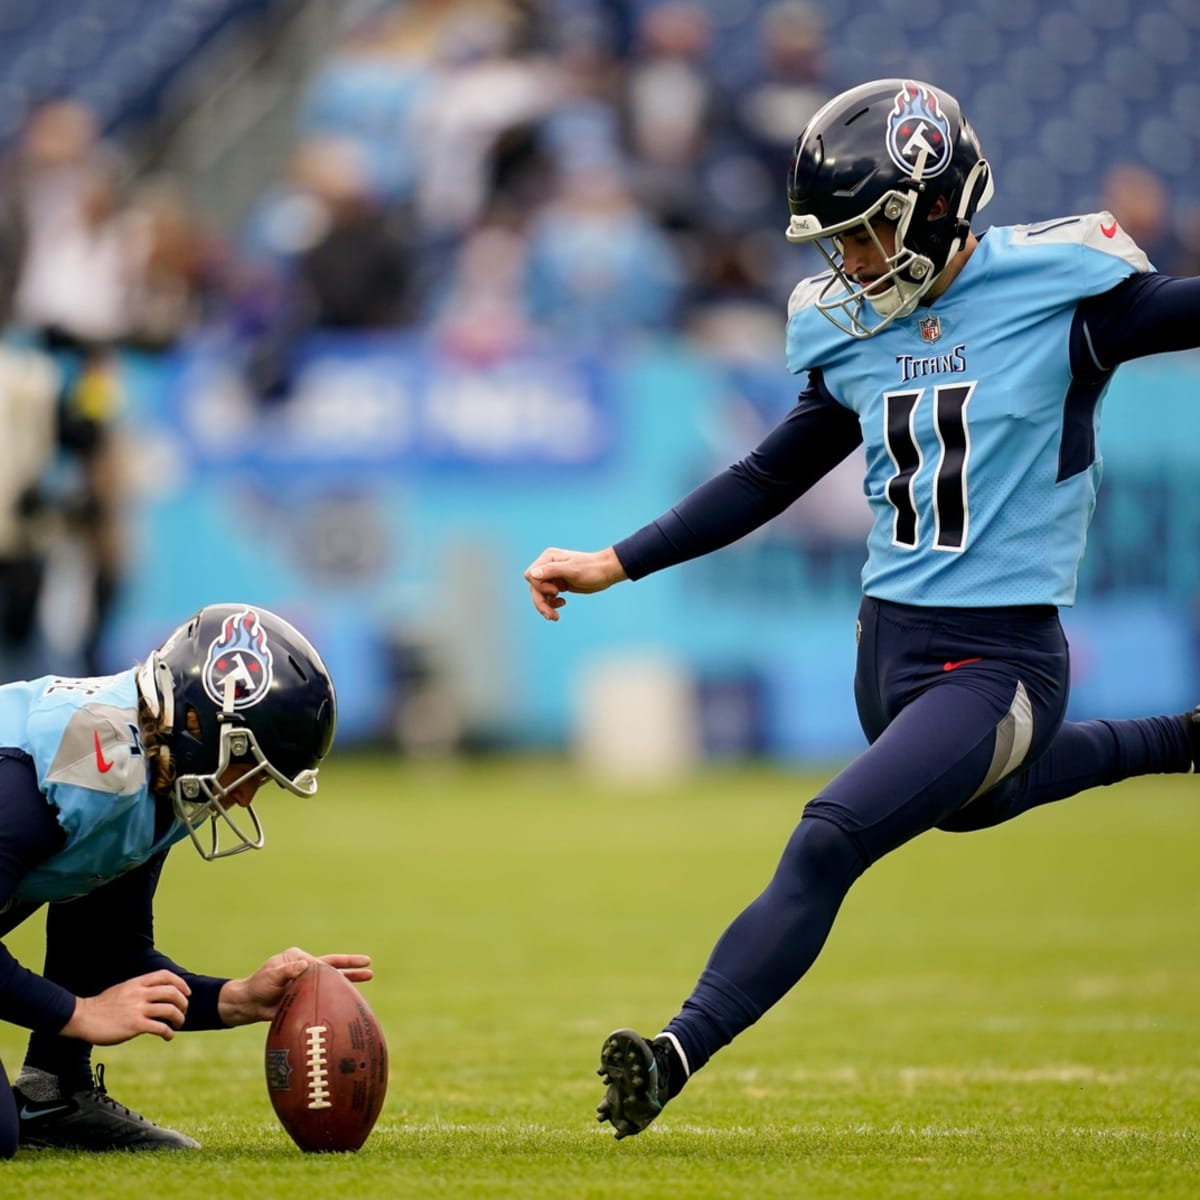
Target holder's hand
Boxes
[60,969,191,1044]
[218,947,373,1026]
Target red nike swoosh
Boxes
[1100,221,1117,238]
[94,731,114,773]
[943,657,982,672]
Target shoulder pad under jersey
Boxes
[787,271,841,319]
[1009,211,1150,272]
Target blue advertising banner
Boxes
[171,333,618,472]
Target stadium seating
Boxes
[1,0,1198,246]
[0,0,269,146]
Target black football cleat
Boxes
[596,1028,672,1139]
[16,1064,200,1152]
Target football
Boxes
[264,960,388,1152]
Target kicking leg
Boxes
[942,711,1193,832]
[596,815,864,1139]
[597,676,1041,1136]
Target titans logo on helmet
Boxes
[886,81,952,178]
[202,608,275,710]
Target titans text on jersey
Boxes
[896,343,967,383]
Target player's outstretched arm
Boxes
[217,946,373,1027]
[60,968,191,1044]
[524,546,628,621]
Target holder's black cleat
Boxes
[16,1064,200,1152]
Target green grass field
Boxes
[0,755,1197,1198]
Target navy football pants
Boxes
[0,1059,15,1158]
[665,597,1192,1077]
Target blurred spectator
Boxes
[432,221,535,363]
[683,231,788,361]
[719,1,834,234]
[529,11,627,217]
[123,175,219,350]
[0,343,58,680]
[1097,163,1188,275]
[297,2,440,206]
[52,349,128,676]
[0,98,137,676]
[233,136,417,397]
[0,163,23,329]
[1171,204,1200,279]
[410,0,557,240]
[289,1,556,326]
[622,2,720,235]
[292,143,415,330]
[9,99,134,346]
[524,162,685,339]
[740,0,832,152]
[241,138,352,274]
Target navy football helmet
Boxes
[136,604,337,861]
[786,78,993,336]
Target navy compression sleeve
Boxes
[1072,272,1200,375]
[41,851,229,1031]
[0,754,77,1033]
[615,371,863,579]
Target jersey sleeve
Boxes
[0,754,78,1033]
[41,851,231,1031]
[785,275,857,375]
[0,945,77,1034]
[1008,211,1150,306]
[1077,211,1152,291]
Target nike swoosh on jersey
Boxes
[943,657,983,671]
[94,730,115,773]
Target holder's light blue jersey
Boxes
[0,670,188,902]
[785,213,1150,607]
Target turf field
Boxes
[1,755,1197,1197]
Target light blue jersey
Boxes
[0,670,189,902]
[785,213,1150,606]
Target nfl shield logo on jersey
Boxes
[918,315,942,343]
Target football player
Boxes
[524,78,1200,1138]
[0,603,371,1153]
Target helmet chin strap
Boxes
[135,653,176,732]
[867,151,991,323]
[945,157,992,261]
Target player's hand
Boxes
[60,969,191,1044]
[524,546,628,621]
[217,947,374,1027]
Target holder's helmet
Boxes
[786,78,993,336]
[136,604,336,861]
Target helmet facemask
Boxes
[787,188,935,337]
[172,716,319,862]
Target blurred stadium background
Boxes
[1,0,1198,768]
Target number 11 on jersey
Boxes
[883,381,976,552]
